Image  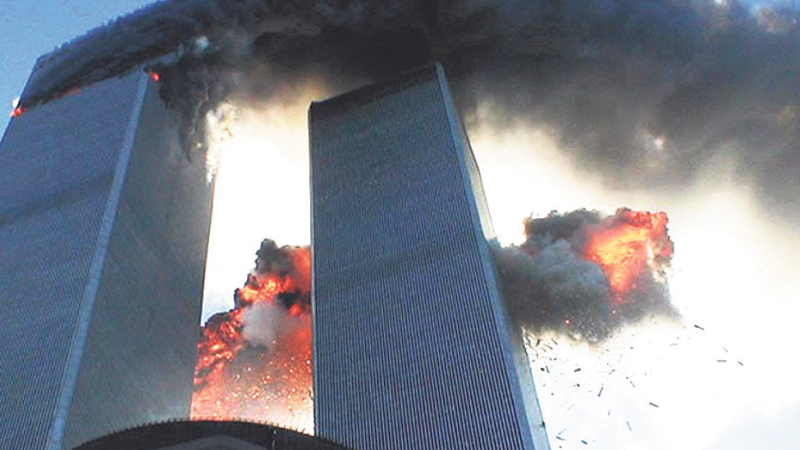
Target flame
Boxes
[585,209,673,304]
[192,245,312,430]
[10,107,23,118]
[149,72,160,82]
[53,87,82,100]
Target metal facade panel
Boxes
[62,75,213,449]
[0,68,213,449]
[0,73,142,449]
[310,66,546,449]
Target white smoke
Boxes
[241,302,304,349]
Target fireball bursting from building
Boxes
[192,208,674,427]
[192,240,313,431]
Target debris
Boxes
[574,368,581,372]
[556,436,566,441]
[598,385,604,397]
[649,402,659,408]
[551,337,559,345]
[545,366,550,374]
[558,429,566,436]
[723,347,728,352]
[717,360,727,363]
[738,361,744,366]
[629,380,636,388]
[536,338,541,347]
[694,324,705,330]
[567,404,575,411]
[581,440,588,445]
[626,421,632,431]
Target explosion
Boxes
[584,209,673,305]
[192,240,313,431]
[495,208,676,341]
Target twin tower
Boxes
[0,63,549,449]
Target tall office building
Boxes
[0,68,213,449]
[310,64,549,449]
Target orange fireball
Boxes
[192,243,312,428]
[584,209,673,304]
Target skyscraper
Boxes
[0,67,213,449]
[310,64,549,449]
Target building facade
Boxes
[309,64,549,449]
[0,68,213,449]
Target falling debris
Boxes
[629,380,636,388]
[598,385,604,397]
[581,440,588,445]
[626,421,632,431]
[738,361,744,366]
[558,429,567,436]
[694,325,705,331]
[556,436,566,441]
[574,368,582,372]
[649,402,659,408]
[718,360,727,363]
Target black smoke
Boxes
[493,209,677,342]
[234,239,310,312]
[19,0,800,221]
[16,1,799,342]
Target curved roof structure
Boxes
[71,420,350,450]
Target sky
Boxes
[2,1,800,449]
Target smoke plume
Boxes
[494,208,676,342]
[18,0,800,220]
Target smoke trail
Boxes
[17,0,800,220]
[494,208,677,342]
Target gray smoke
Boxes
[493,209,677,342]
[242,301,304,348]
[18,0,800,220]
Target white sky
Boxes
[202,92,800,449]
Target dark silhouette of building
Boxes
[0,67,213,449]
[309,64,550,449]
[71,420,349,450]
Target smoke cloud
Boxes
[18,0,800,220]
[242,302,299,348]
[494,208,677,341]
